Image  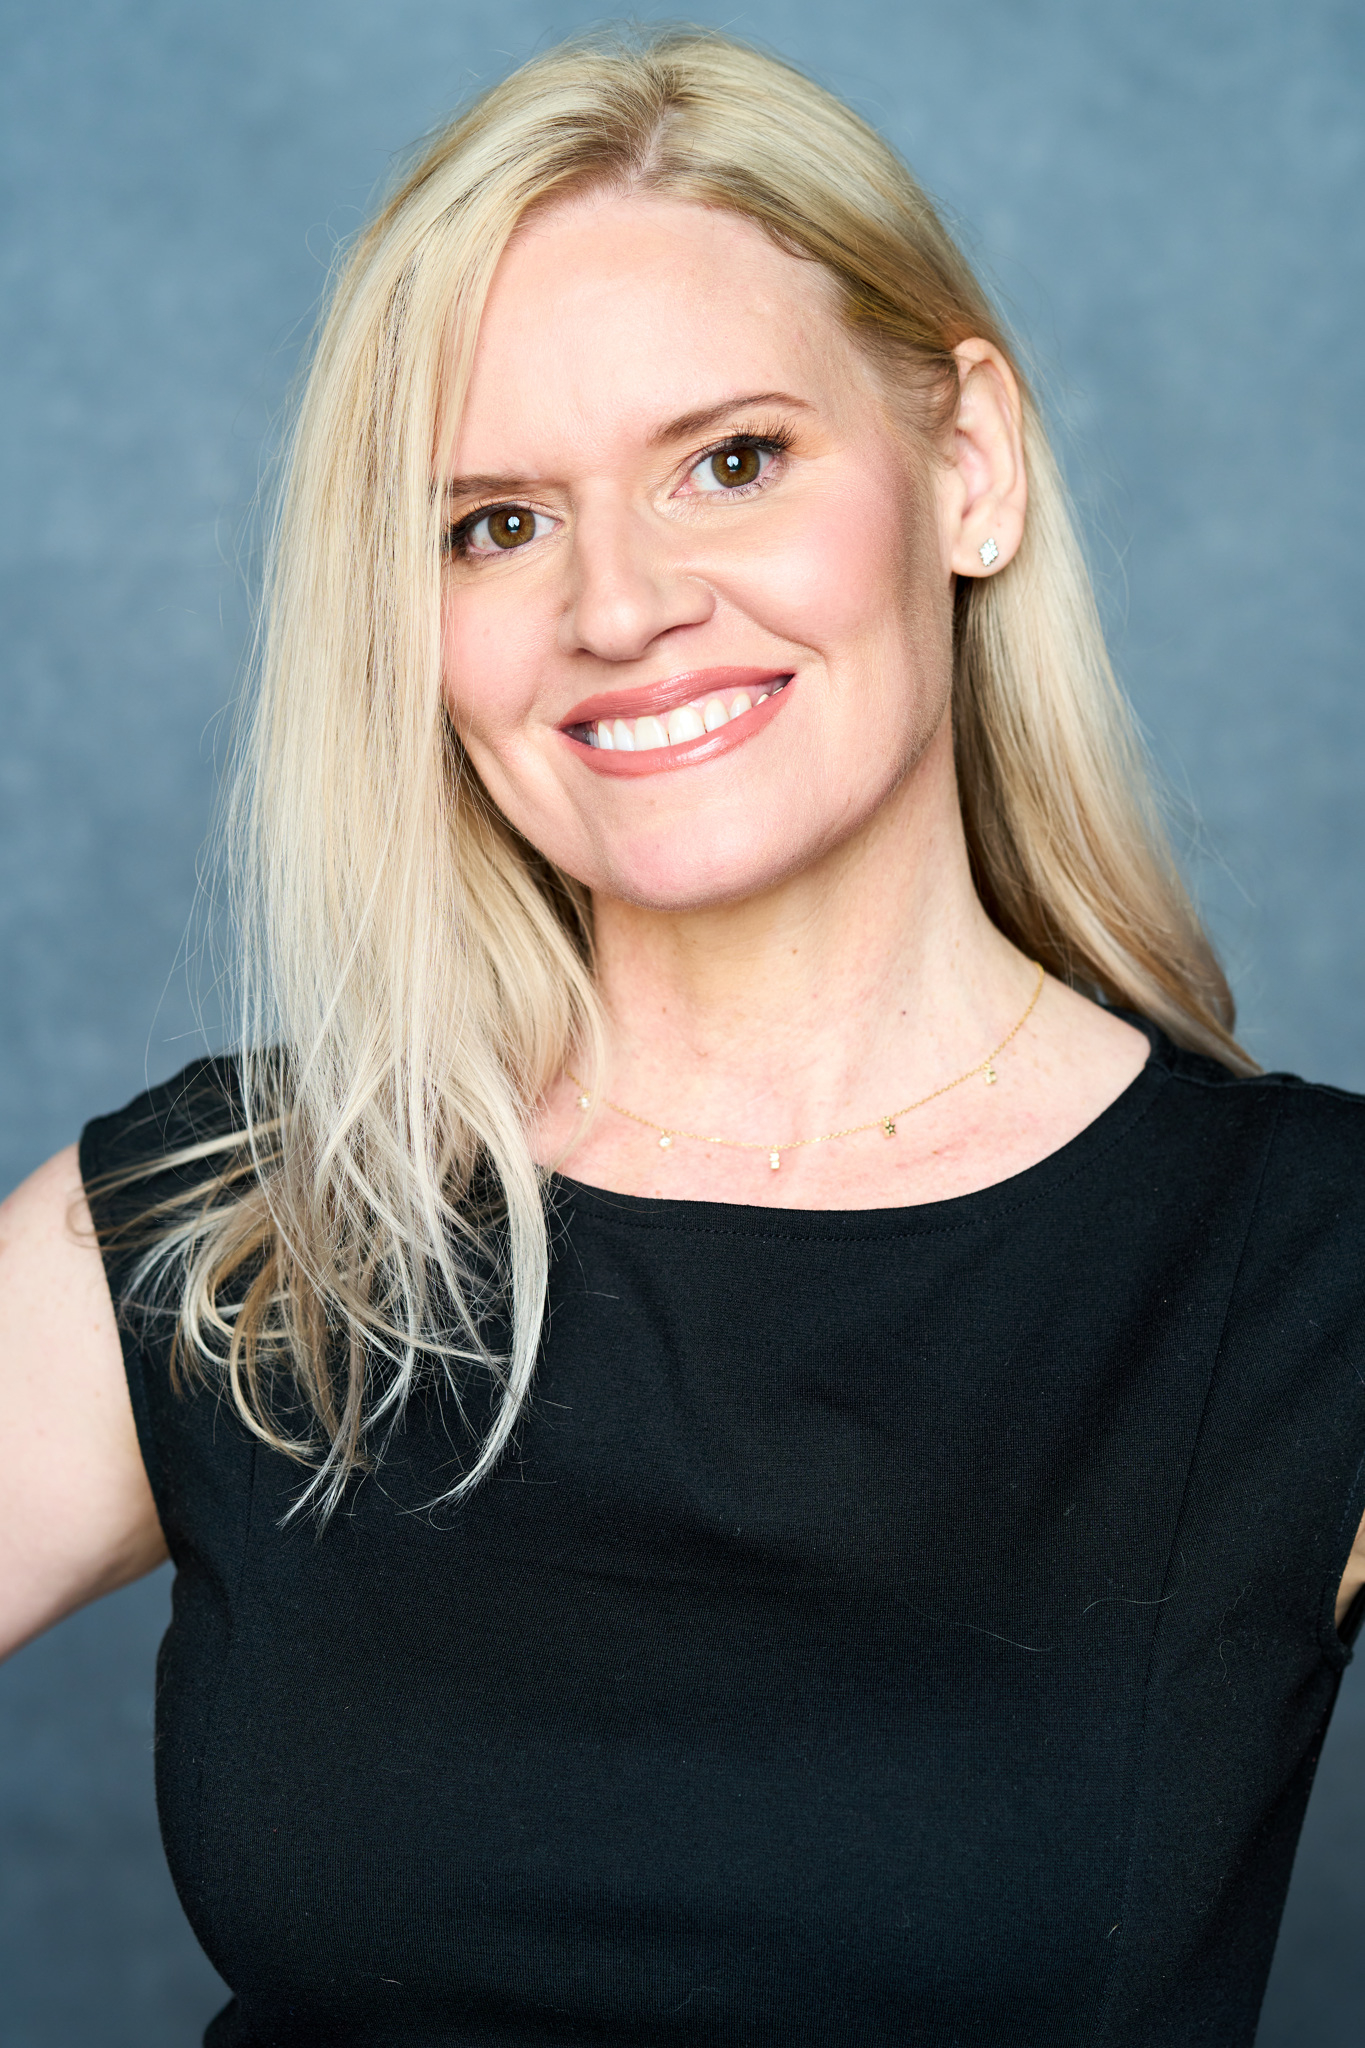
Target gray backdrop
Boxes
[2,1,1362,2041]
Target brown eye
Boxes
[688,437,782,496]
[709,445,762,489]
[487,507,533,548]
[453,504,548,558]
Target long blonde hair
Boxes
[130,26,1249,1513]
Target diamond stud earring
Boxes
[978,537,1000,568]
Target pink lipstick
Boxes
[560,667,793,776]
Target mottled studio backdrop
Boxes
[1,2,1362,2042]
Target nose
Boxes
[559,494,713,662]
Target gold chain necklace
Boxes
[567,961,1044,1172]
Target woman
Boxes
[2,26,1362,2045]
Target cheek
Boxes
[440,578,550,745]
[737,470,942,670]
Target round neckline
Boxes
[548,1013,1175,1239]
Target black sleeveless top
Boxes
[81,1027,1365,2047]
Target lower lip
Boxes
[561,679,793,777]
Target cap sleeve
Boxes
[77,1055,254,1553]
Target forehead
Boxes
[447,193,852,472]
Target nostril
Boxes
[561,546,715,662]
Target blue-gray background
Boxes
[1,1,1361,2040]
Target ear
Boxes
[940,339,1027,578]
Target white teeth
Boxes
[586,685,783,753]
[666,704,706,744]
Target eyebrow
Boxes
[442,391,814,502]
[646,389,814,446]
[443,472,535,503]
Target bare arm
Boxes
[0,1144,168,1661]
[1336,1511,1365,1633]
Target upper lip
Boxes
[558,666,794,730]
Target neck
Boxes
[588,729,1032,1137]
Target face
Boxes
[439,192,959,910]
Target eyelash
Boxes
[689,422,794,492]
[443,506,545,561]
[442,422,795,559]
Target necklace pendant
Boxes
[882,1117,896,1138]
[769,1150,781,1170]
[659,1133,673,1149]
[576,1093,590,1111]
[984,1065,997,1086]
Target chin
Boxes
[588,819,826,912]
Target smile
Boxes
[559,667,792,776]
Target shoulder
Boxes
[1145,1033,1365,1259]
[0,1143,170,1655]
[78,1055,255,1301]
[75,1056,267,1499]
[80,1054,247,1187]
[1153,1034,1365,1169]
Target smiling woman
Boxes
[2,24,1365,2048]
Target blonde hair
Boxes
[129,26,1249,1513]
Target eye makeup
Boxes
[442,418,798,560]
